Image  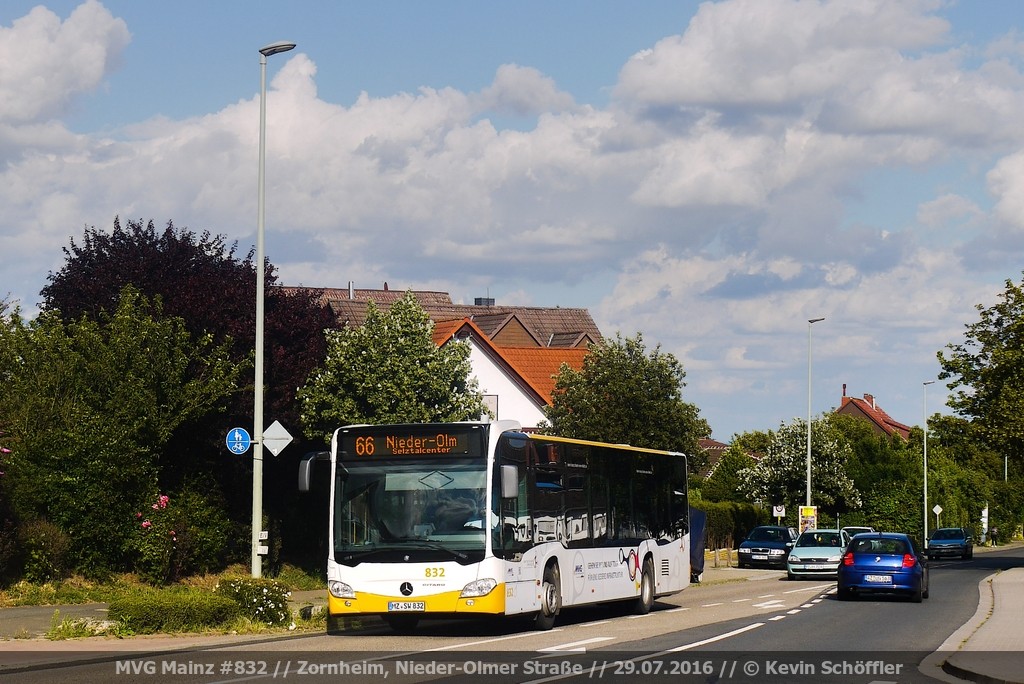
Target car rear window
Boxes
[851,538,907,554]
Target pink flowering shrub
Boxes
[132,485,233,585]
[134,493,178,585]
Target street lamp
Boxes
[806,317,824,507]
[252,40,296,579]
[923,380,935,549]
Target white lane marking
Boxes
[523,623,766,684]
[537,636,615,653]
[701,602,723,607]
[422,628,563,652]
[770,615,787,621]
[753,599,785,609]
[666,607,689,613]
[787,609,802,614]
[667,622,766,651]
[784,583,832,594]
[733,598,751,603]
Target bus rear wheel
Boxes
[534,564,561,630]
[634,558,655,615]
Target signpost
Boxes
[799,505,817,533]
[262,420,293,457]
[772,505,786,524]
[226,427,252,455]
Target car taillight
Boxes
[842,552,854,566]
[902,554,916,568]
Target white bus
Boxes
[298,420,690,632]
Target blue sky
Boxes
[3,0,1024,441]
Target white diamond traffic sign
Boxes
[261,420,293,457]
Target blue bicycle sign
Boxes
[226,427,252,455]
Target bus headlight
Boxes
[328,580,355,599]
[460,578,497,598]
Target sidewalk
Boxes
[922,563,1024,684]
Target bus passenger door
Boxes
[496,462,540,615]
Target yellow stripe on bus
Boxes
[327,584,507,616]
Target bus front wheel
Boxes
[534,564,561,630]
[634,558,655,615]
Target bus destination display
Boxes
[344,431,474,457]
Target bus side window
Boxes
[590,472,610,545]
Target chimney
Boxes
[864,393,874,409]
[474,297,495,306]
[383,281,389,291]
[348,281,354,299]
[842,383,846,397]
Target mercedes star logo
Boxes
[400,582,414,596]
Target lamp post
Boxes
[923,380,935,549]
[252,40,296,579]
[806,317,825,507]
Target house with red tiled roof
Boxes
[284,283,601,430]
[292,283,601,349]
[834,387,911,440]
[433,318,590,429]
[697,438,731,479]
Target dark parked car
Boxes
[837,532,929,602]
[928,527,974,560]
[737,525,797,569]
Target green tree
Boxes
[831,413,919,493]
[541,332,710,471]
[40,217,334,442]
[938,273,1024,471]
[0,288,238,576]
[729,430,772,457]
[40,218,336,564]
[299,291,486,443]
[737,414,861,516]
[701,446,756,503]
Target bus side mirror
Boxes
[501,465,519,499]
[298,451,330,492]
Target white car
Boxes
[787,528,850,580]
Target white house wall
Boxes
[467,342,546,429]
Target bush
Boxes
[107,589,240,633]
[215,577,291,626]
[132,485,232,585]
[19,519,72,583]
[692,501,769,549]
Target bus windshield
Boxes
[333,460,487,565]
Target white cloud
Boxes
[474,63,577,116]
[0,1,129,124]
[987,151,1024,231]
[3,0,1024,436]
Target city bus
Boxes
[298,420,690,632]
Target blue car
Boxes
[837,532,929,602]
[927,527,973,560]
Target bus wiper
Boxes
[397,540,468,560]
